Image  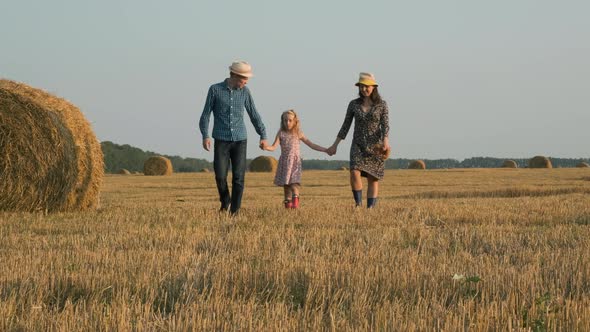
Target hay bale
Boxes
[200,168,210,173]
[502,160,518,168]
[339,166,349,171]
[0,79,104,212]
[118,168,131,175]
[528,156,552,169]
[576,162,589,168]
[143,156,173,175]
[408,160,426,169]
[249,156,278,172]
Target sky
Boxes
[2,0,589,161]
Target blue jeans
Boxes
[213,140,247,213]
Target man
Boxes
[199,60,267,215]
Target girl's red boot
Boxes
[291,195,300,209]
[284,200,292,209]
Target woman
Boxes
[327,72,390,208]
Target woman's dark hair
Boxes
[357,86,383,104]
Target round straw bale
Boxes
[576,162,589,168]
[408,160,426,169]
[200,168,210,173]
[143,156,173,175]
[117,168,131,175]
[249,156,278,172]
[502,160,518,168]
[340,166,349,171]
[0,79,104,212]
[528,156,552,168]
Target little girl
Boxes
[264,110,328,208]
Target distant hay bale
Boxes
[118,168,131,175]
[200,168,210,173]
[249,156,278,172]
[502,160,518,168]
[144,156,173,175]
[340,166,349,171]
[577,162,590,168]
[528,156,552,169]
[0,79,104,212]
[408,160,426,169]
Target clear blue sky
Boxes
[2,0,588,160]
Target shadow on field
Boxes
[304,184,349,188]
[403,187,590,199]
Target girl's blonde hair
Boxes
[280,109,300,134]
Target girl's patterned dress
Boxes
[337,99,390,179]
[274,130,302,186]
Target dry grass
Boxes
[1,168,590,330]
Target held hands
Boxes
[326,144,337,156]
[203,138,272,152]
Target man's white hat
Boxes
[229,61,253,78]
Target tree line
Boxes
[101,141,589,173]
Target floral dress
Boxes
[337,99,390,179]
[274,130,302,186]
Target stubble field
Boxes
[1,168,590,331]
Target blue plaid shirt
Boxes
[199,80,267,141]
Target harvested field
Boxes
[1,168,590,330]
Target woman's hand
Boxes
[383,140,391,155]
[326,144,337,156]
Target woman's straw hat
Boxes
[355,72,378,87]
[229,60,253,78]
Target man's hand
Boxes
[202,138,211,151]
[259,139,268,150]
